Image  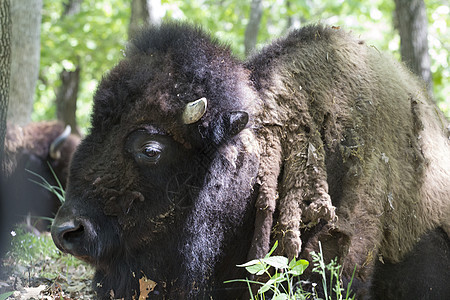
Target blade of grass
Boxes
[345,264,357,299]
[0,292,13,300]
[318,242,328,300]
[47,161,65,200]
[26,166,65,203]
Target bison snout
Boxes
[51,218,95,257]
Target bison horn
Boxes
[182,97,207,124]
[50,125,71,160]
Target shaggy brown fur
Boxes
[246,25,450,291]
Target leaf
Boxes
[246,263,267,276]
[236,259,261,268]
[265,240,279,258]
[287,259,309,276]
[258,273,288,295]
[258,278,276,294]
[261,256,289,269]
[139,275,157,300]
[237,259,267,275]
[273,294,289,300]
[307,143,318,166]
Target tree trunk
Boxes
[286,0,294,30]
[0,0,11,170]
[56,65,81,136]
[0,0,11,259]
[394,0,432,95]
[63,0,82,16]
[286,0,303,30]
[55,0,83,136]
[244,0,263,56]
[129,0,163,39]
[7,0,42,126]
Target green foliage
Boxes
[33,0,448,133]
[34,0,129,133]
[8,229,59,266]
[162,0,250,56]
[5,164,81,278]
[426,1,449,116]
[226,241,355,300]
[226,241,310,299]
[165,0,448,117]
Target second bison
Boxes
[51,23,450,299]
[2,121,79,232]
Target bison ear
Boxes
[224,111,249,137]
[206,111,249,144]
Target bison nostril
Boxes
[61,223,84,243]
[52,219,93,255]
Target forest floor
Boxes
[0,231,94,300]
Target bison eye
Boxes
[126,129,169,166]
[138,141,163,164]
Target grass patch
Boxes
[6,228,88,280]
[2,229,94,299]
[226,241,356,300]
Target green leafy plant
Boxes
[226,241,356,300]
[225,241,310,299]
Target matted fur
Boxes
[247,25,450,293]
[51,23,449,299]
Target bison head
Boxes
[51,23,260,299]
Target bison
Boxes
[2,121,80,233]
[51,23,450,299]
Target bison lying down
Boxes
[51,23,450,299]
[2,121,79,232]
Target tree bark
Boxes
[56,65,81,136]
[7,0,42,126]
[129,0,162,39]
[394,0,432,95]
[63,0,82,16]
[0,0,11,171]
[244,0,263,56]
[0,0,11,259]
